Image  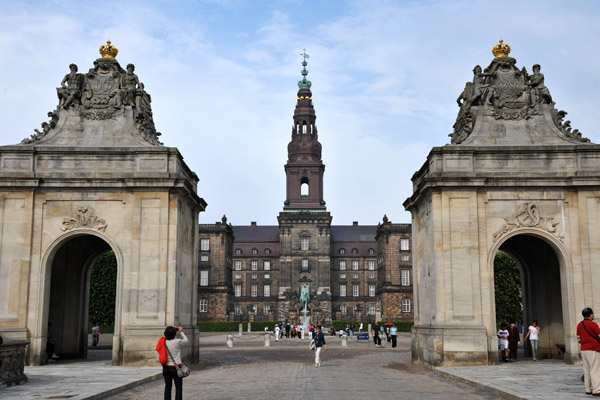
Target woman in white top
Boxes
[163,326,188,400]
[524,320,541,361]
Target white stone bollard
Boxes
[247,322,252,333]
[264,333,271,347]
[239,324,243,337]
[367,324,372,338]
[341,333,348,347]
[227,334,234,348]
[301,329,305,340]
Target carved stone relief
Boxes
[62,206,107,232]
[493,202,561,242]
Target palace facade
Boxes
[197,57,413,324]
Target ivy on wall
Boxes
[494,251,523,325]
[88,251,117,331]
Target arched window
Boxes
[235,248,242,255]
[368,248,375,255]
[296,123,300,134]
[310,124,313,134]
[252,248,258,255]
[352,248,359,255]
[302,121,307,134]
[265,248,271,255]
[300,177,309,196]
[339,248,346,255]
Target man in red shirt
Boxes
[577,307,600,396]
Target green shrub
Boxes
[198,321,282,332]
[330,321,413,332]
[88,251,117,331]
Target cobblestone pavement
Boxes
[105,333,498,400]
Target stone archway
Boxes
[43,232,119,363]
[492,232,567,360]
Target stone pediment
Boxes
[19,42,162,147]
[450,40,591,146]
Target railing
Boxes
[0,339,29,388]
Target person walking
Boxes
[91,324,101,346]
[507,321,520,362]
[156,326,188,400]
[390,323,398,348]
[497,323,509,362]
[313,325,327,367]
[577,308,600,396]
[523,320,541,361]
[372,322,382,348]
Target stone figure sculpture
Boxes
[449,39,588,144]
[121,64,143,107]
[527,64,553,105]
[300,284,310,311]
[57,64,83,109]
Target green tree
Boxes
[494,251,522,325]
[88,251,117,330]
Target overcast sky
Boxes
[2,0,599,226]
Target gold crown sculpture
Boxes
[491,39,511,58]
[99,40,119,58]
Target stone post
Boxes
[301,329,305,339]
[264,333,271,347]
[341,333,348,347]
[226,335,234,348]
[368,324,372,339]
[247,322,251,333]
[239,323,243,336]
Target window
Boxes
[234,261,242,270]
[339,248,346,255]
[352,248,358,255]
[264,285,270,297]
[339,261,346,270]
[368,273,375,279]
[263,305,270,315]
[368,305,376,315]
[368,248,375,255]
[199,299,208,313]
[235,274,241,279]
[302,259,309,271]
[251,284,257,297]
[264,261,271,270]
[200,239,210,251]
[200,270,208,286]
[234,284,241,297]
[401,255,410,262]
[340,305,347,315]
[369,284,376,297]
[251,261,258,270]
[235,248,242,255]
[264,273,270,279]
[252,248,258,255]
[200,255,209,262]
[234,305,242,315]
[340,273,346,279]
[340,285,346,297]
[265,248,271,255]
[402,298,411,313]
[368,260,375,270]
[353,274,359,279]
[400,238,410,251]
[251,274,257,279]
[401,270,410,286]
[352,261,359,270]
[301,237,309,250]
[352,284,359,297]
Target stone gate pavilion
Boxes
[405,40,599,366]
[0,42,205,366]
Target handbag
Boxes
[309,339,316,351]
[165,342,191,378]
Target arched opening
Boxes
[494,234,565,360]
[300,177,309,196]
[302,121,307,134]
[45,234,117,363]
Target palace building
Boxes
[198,55,413,324]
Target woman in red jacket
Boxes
[156,326,188,400]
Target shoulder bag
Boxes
[582,320,600,347]
[165,342,191,378]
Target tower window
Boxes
[300,177,309,196]
[302,121,307,134]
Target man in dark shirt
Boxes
[577,307,600,395]
[372,322,381,347]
